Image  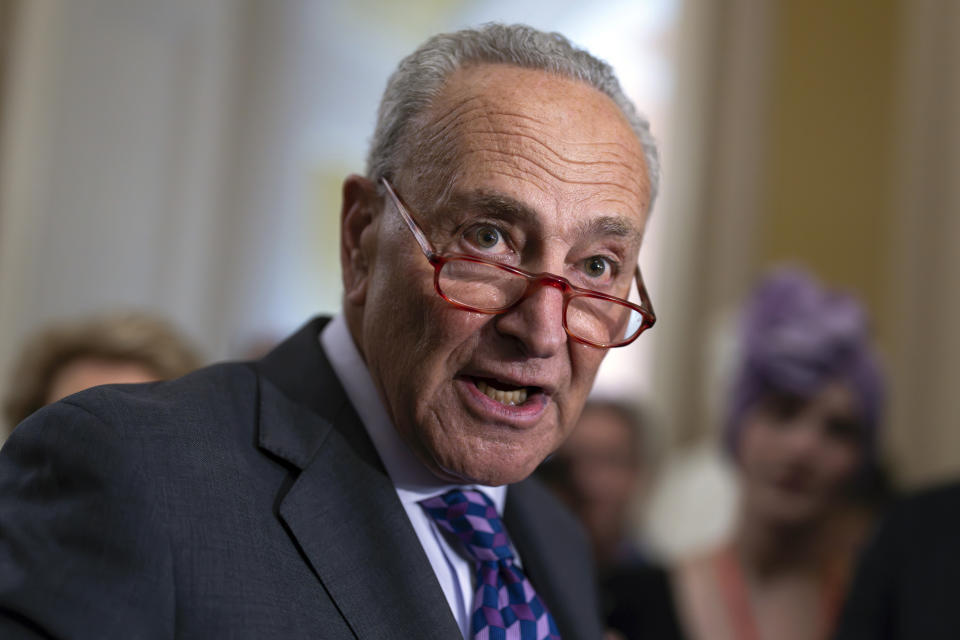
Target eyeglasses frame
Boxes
[380,177,656,349]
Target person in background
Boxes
[538,398,686,639]
[673,268,886,640]
[3,312,202,434]
[538,399,654,574]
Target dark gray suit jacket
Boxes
[0,318,602,639]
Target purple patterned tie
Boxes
[420,489,562,640]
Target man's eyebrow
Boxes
[444,191,540,225]
[444,191,644,241]
[577,216,643,242]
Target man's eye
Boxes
[471,225,502,250]
[584,256,612,278]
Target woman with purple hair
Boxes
[673,268,886,640]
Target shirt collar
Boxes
[319,315,506,512]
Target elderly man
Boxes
[0,24,657,639]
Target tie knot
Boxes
[420,489,513,564]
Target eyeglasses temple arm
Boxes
[635,265,656,325]
[381,178,436,260]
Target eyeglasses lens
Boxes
[566,295,643,346]
[437,260,525,309]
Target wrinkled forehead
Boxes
[396,64,651,227]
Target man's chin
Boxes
[413,407,560,485]
[430,452,543,487]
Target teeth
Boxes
[476,380,528,406]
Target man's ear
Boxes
[340,174,380,306]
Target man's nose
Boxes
[494,279,567,358]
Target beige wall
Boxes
[757,0,899,342]
[0,0,20,185]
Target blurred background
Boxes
[1,0,958,558]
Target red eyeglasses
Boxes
[381,178,655,349]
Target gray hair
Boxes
[366,23,660,210]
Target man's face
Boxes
[348,64,651,486]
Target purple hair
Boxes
[724,268,885,461]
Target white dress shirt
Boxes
[321,315,507,639]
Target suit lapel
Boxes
[256,318,460,640]
[505,477,603,640]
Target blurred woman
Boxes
[674,268,887,640]
[3,312,202,435]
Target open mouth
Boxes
[472,377,540,406]
[455,374,551,423]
